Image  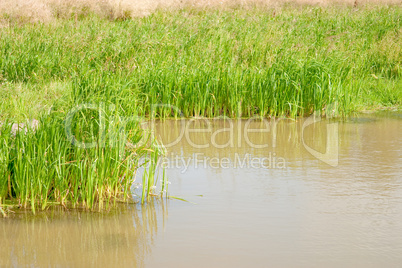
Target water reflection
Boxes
[150,113,401,171]
[1,112,401,268]
[0,199,168,267]
[145,113,402,267]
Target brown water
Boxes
[1,112,401,267]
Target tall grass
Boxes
[0,108,166,215]
[0,4,401,214]
[1,5,401,120]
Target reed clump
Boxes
[0,107,166,216]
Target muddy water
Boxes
[1,112,401,267]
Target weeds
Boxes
[0,109,165,215]
[0,3,401,215]
[1,6,400,119]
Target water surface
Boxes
[1,112,401,267]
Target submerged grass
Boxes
[0,4,401,214]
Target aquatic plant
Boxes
[0,109,165,215]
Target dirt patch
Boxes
[0,0,400,23]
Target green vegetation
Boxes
[1,5,401,120]
[0,110,166,216]
[0,4,401,215]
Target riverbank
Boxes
[0,3,401,214]
[1,4,401,121]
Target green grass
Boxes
[0,110,166,215]
[1,5,401,120]
[0,4,401,215]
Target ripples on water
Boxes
[1,112,401,267]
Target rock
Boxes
[0,119,39,135]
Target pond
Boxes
[1,112,401,267]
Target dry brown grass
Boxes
[0,0,400,24]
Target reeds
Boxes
[0,4,401,214]
[1,5,400,120]
[0,109,165,215]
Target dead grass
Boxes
[0,0,400,24]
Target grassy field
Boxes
[0,3,401,214]
[1,4,401,120]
